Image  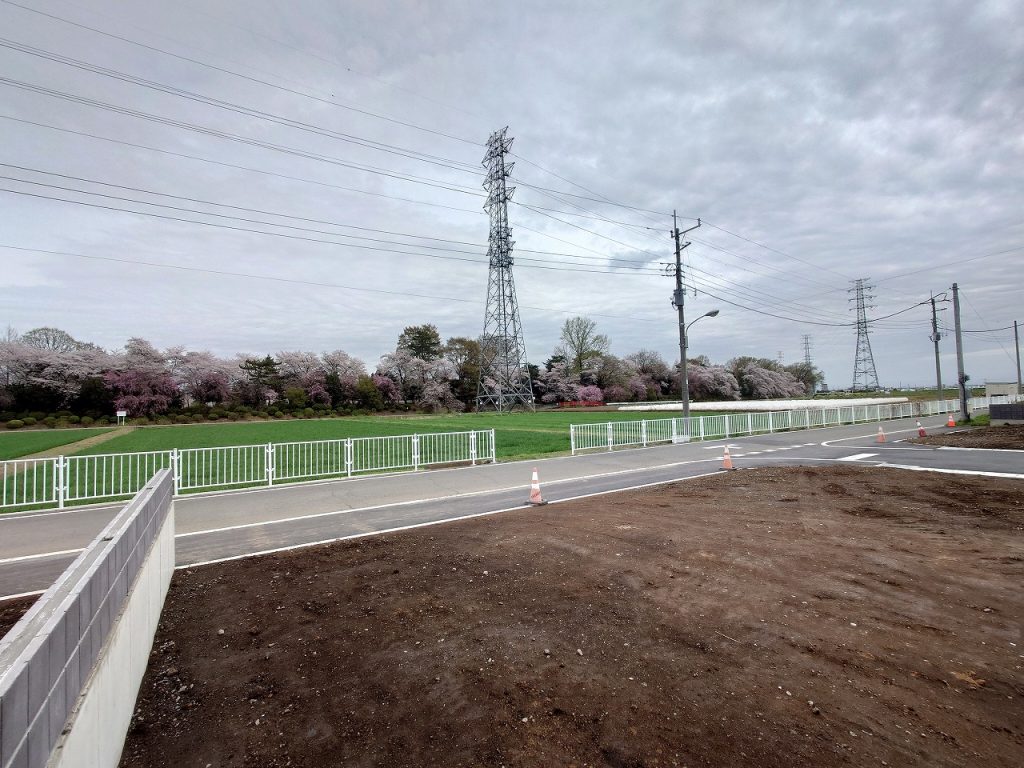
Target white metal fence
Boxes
[570,395,1019,455]
[0,429,496,512]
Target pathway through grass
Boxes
[0,428,114,460]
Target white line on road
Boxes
[937,446,1024,453]
[0,547,85,566]
[837,453,878,462]
[176,470,728,570]
[1,458,728,563]
[0,589,46,602]
[820,426,940,447]
[876,463,1024,480]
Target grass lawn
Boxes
[0,428,113,460]
[72,410,703,460]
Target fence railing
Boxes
[0,429,496,512]
[570,395,1019,455]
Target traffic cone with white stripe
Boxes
[722,447,735,470]
[917,421,927,437]
[946,413,956,428]
[877,426,886,443]
[527,467,547,506]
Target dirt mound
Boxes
[911,423,1024,449]
[118,466,1024,767]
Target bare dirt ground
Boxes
[0,595,35,638]
[911,423,1024,450]
[105,466,1024,768]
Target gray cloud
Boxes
[1,0,1021,388]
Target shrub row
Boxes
[2,407,395,430]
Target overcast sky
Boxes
[1,0,1021,389]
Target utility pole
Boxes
[951,282,968,421]
[671,211,700,419]
[929,294,943,400]
[1015,320,1022,396]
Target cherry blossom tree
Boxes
[533,362,580,404]
[104,338,177,416]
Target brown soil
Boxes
[0,595,37,639]
[911,424,1024,450]
[118,466,1024,768]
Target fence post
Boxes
[413,434,421,470]
[725,417,730,439]
[345,438,353,477]
[746,413,753,435]
[768,412,774,433]
[804,408,810,430]
[56,455,65,509]
[698,416,705,441]
[490,429,496,462]
[641,421,648,447]
[671,419,677,443]
[570,426,577,456]
[470,431,478,466]
[607,422,614,452]
[266,443,275,486]
[170,449,180,495]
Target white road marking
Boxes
[820,426,937,447]
[837,453,879,462]
[0,548,85,566]
[176,470,728,570]
[937,446,1024,453]
[1,457,731,561]
[0,588,46,602]
[876,463,1024,480]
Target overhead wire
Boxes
[0,78,484,196]
[0,0,482,145]
[0,37,483,174]
[0,183,666,277]
[0,244,665,323]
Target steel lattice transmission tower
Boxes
[476,127,535,411]
[849,278,880,391]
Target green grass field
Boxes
[64,410,699,460]
[0,428,113,460]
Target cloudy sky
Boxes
[1,0,1021,389]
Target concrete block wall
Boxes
[0,471,174,768]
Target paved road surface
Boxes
[2,414,1020,597]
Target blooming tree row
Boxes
[0,320,823,418]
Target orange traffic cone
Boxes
[946,414,956,428]
[527,467,547,506]
[877,426,886,443]
[722,447,734,470]
[917,421,927,437]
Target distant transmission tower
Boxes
[849,278,880,390]
[476,127,535,411]
[802,334,817,394]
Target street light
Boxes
[681,309,720,420]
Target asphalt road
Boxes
[2,413,1020,597]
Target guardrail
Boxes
[0,429,496,512]
[0,470,174,768]
[569,395,1018,455]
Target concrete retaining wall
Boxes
[0,471,174,768]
